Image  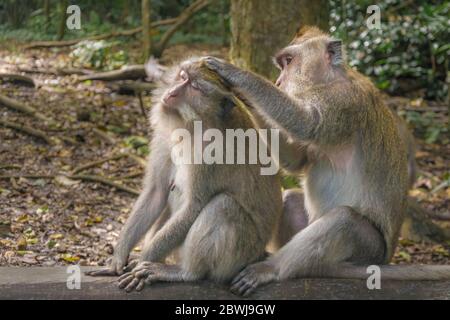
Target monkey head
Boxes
[156,58,236,123]
[273,26,345,94]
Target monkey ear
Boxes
[327,40,343,66]
[219,96,236,119]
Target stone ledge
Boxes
[0,267,449,300]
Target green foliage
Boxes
[124,136,150,156]
[281,175,300,190]
[400,110,448,144]
[330,0,449,101]
[69,40,128,70]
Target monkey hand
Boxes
[230,261,277,297]
[117,261,167,292]
[203,56,241,87]
[85,254,135,277]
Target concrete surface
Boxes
[0,267,449,299]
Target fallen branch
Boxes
[0,174,55,180]
[71,154,127,175]
[0,165,21,170]
[127,154,147,168]
[77,65,146,82]
[92,128,116,144]
[106,80,156,95]
[0,173,140,196]
[23,18,177,50]
[70,174,140,195]
[0,119,57,145]
[0,94,54,124]
[17,66,92,76]
[0,73,36,87]
[115,171,144,180]
[153,0,211,57]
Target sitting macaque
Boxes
[87,58,282,292]
[204,26,450,296]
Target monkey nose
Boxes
[275,79,282,87]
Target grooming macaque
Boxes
[205,26,450,296]
[87,58,282,292]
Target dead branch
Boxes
[0,94,54,124]
[0,165,22,170]
[0,119,57,145]
[70,174,140,195]
[0,174,55,180]
[23,18,177,50]
[0,173,140,196]
[0,73,36,87]
[17,66,92,76]
[153,0,211,57]
[77,65,146,82]
[115,171,144,180]
[71,154,127,175]
[92,128,116,144]
[106,80,156,95]
[127,154,147,168]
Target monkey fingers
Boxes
[230,262,276,297]
[203,57,235,80]
[123,259,139,272]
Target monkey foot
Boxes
[117,261,174,292]
[230,261,277,297]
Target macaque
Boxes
[204,26,450,296]
[87,58,282,292]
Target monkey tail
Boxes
[329,264,450,280]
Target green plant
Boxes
[69,40,128,70]
[401,110,448,144]
[330,0,449,101]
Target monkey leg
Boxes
[272,189,309,249]
[182,193,266,283]
[231,206,385,296]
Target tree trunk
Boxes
[230,0,329,80]
[141,0,152,61]
[44,0,50,33]
[57,0,68,41]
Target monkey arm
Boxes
[113,153,172,267]
[139,201,201,262]
[252,112,310,172]
[114,183,169,261]
[205,57,320,142]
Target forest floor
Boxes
[0,40,449,267]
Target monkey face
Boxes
[273,36,344,93]
[160,58,235,122]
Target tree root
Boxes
[0,73,36,87]
[0,94,54,124]
[0,119,57,145]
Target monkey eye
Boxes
[275,54,293,69]
[179,70,188,81]
[190,81,200,90]
[283,55,293,67]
